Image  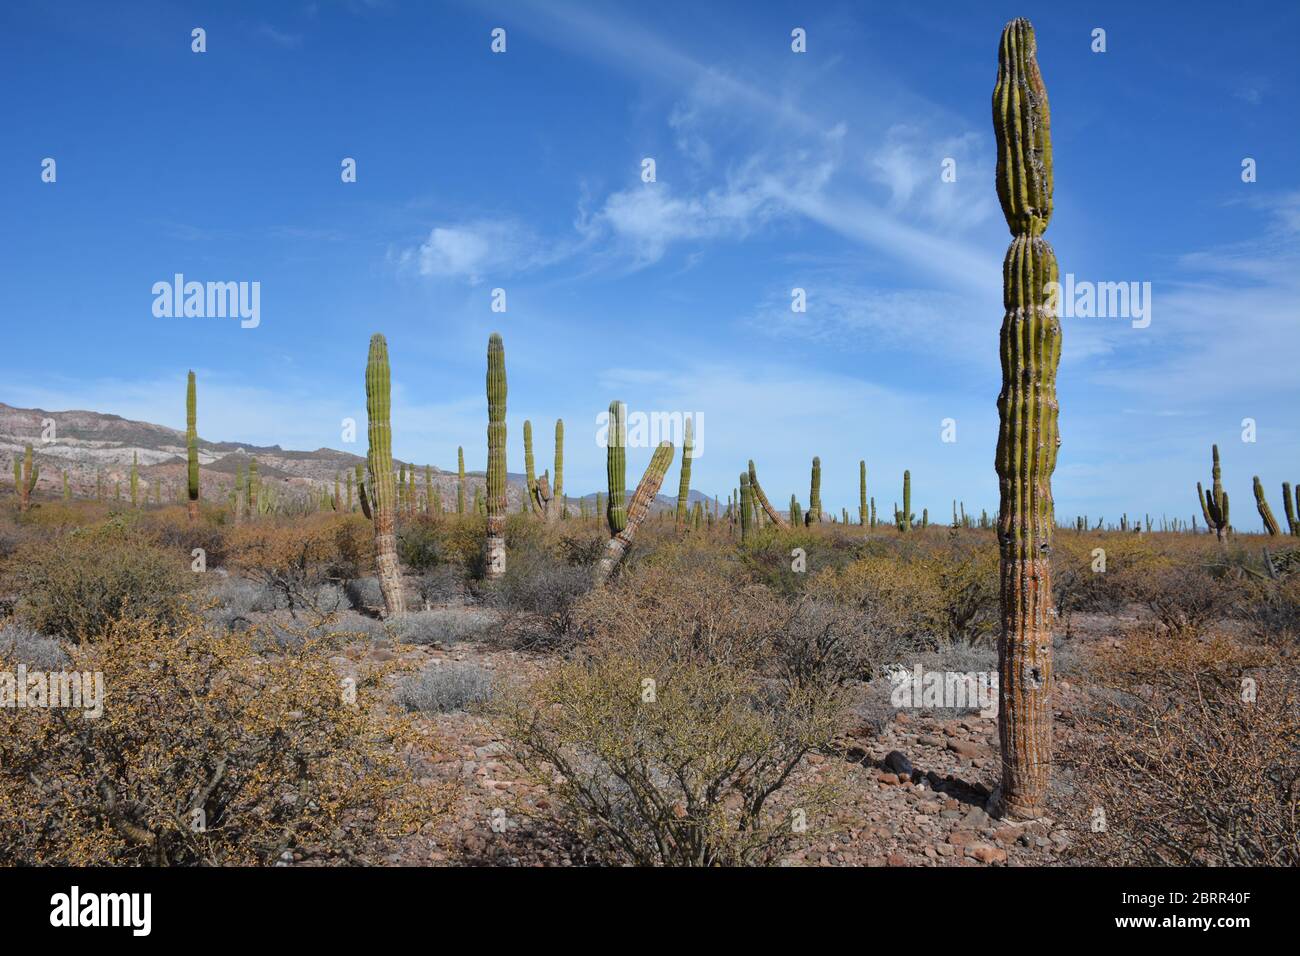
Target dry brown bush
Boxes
[0,610,448,865]
[499,565,858,865]
[1061,629,1296,866]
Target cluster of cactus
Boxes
[484,333,508,579]
[1196,444,1230,541]
[366,333,405,615]
[186,370,200,520]
[992,18,1061,819]
[894,470,913,532]
[13,444,38,512]
[593,404,674,584]
[747,460,788,528]
[789,494,802,526]
[522,418,564,521]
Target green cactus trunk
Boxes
[806,456,822,525]
[184,370,201,520]
[859,460,867,525]
[523,420,539,516]
[551,419,564,523]
[1253,476,1281,536]
[1284,481,1298,535]
[16,445,38,513]
[130,452,139,508]
[457,446,466,515]
[901,470,912,533]
[606,401,627,535]
[594,440,674,585]
[366,333,405,615]
[485,332,508,579]
[739,472,754,543]
[993,18,1060,819]
[675,416,694,524]
[790,495,802,526]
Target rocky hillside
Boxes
[0,402,714,513]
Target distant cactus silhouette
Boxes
[675,416,693,525]
[859,460,867,526]
[130,452,139,508]
[15,445,38,512]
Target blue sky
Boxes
[3,0,1298,527]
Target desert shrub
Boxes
[438,515,487,570]
[500,566,855,865]
[397,516,445,571]
[1240,573,1300,649]
[1126,558,1241,637]
[556,528,607,567]
[411,565,466,606]
[0,619,68,669]
[1053,533,1165,620]
[396,661,494,713]
[815,553,947,651]
[141,510,229,568]
[1062,632,1296,865]
[486,551,590,632]
[921,540,998,645]
[0,611,448,865]
[10,524,193,642]
[330,515,375,580]
[226,522,340,619]
[387,608,499,646]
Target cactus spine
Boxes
[485,332,508,579]
[185,370,200,520]
[594,440,674,585]
[606,401,627,535]
[1253,476,1281,536]
[365,333,405,616]
[993,18,1060,819]
[1197,445,1230,541]
[806,456,822,525]
[675,416,694,524]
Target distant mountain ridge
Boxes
[0,402,715,513]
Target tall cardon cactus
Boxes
[992,18,1061,819]
[186,370,200,520]
[366,333,405,615]
[859,460,867,526]
[675,416,694,524]
[606,400,627,535]
[16,445,39,512]
[485,333,508,579]
[806,456,823,525]
[1253,476,1281,536]
[748,460,789,528]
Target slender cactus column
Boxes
[675,417,694,525]
[186,371,201,520]
[993,18,1060,819]
[366,333,406,615]
[485,333,508,579]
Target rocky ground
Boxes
[323,612,1091,867]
